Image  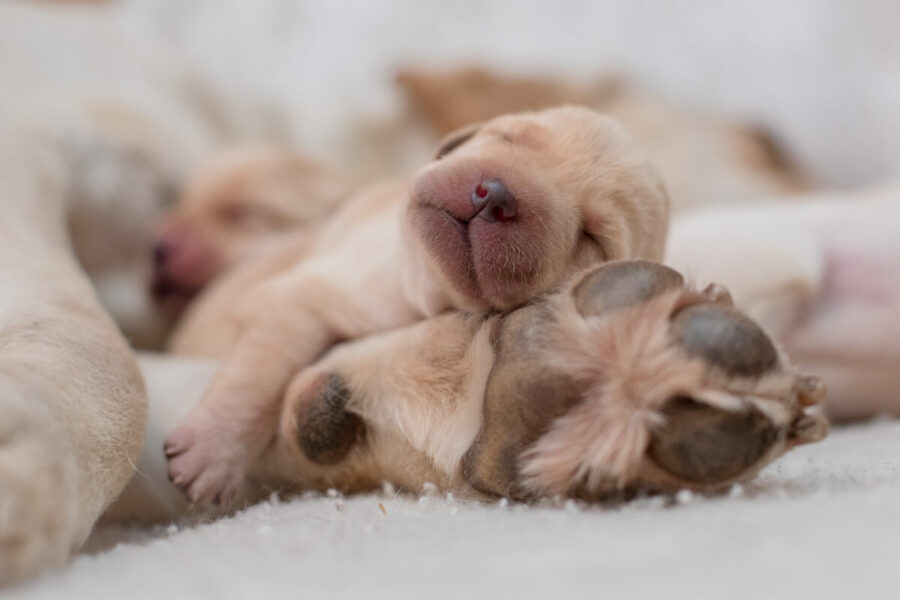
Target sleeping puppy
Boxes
[165,106,670,504]
[151,145,348,318]
[255,261,826,500]
[666,180,900,422]
[389,66,811,212]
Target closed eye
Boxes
[434,123,482,159]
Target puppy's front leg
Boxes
[164,293,336,505]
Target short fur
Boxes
[242,261,827,503]
[165,106,671,505]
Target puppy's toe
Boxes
[163,428,193,457]
[701,282,734,305]
[164,419,246,505]
[795,374,826,406]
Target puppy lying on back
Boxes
[151,144,348,318]
[165,106,670,504]
[253,261,826,500]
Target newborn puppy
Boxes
[165,106,669,504]
[395,66,810,212]
[262,261,826,500]
[151,144,347,317]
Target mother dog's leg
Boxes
[0,145,146,585]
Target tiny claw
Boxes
[789,412,829,444]
[796,375,826,406]
[702,282,734,306]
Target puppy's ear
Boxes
[434,122,482,159]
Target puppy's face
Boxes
[462,260,828,500]
[407,106,669,310]
[150,146,346,316]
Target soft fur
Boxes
[151,144,348,318]
[164,106,671,505]
[391,65,811,211]
[239,261,827,503]
[0,2,254,583]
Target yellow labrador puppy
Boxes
[150,144,348,318]
[165,106,670,504]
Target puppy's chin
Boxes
[408,162,564,310]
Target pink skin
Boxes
[408,159,567,309]
[151,224,221,317]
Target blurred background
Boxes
[105,0,900,186]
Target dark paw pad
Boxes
[671,303,778,377]
[295,374,365,465]
[573,260,684,318]
[649,397,781,483]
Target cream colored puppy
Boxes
[667,181,900,422]
[151,145,348,318]
[251,261,826,500]
[165,106,670,504]
[372,65,811,211]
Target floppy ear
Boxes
[434,122,482,159]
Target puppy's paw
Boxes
[464,260,828,500]
[164,413,247,506]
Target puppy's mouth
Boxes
[412,172,546,308]
[413,202,483,301]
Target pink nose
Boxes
[151,226,219,291]
[472,179,518,223]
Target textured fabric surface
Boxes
[9,420,900,599]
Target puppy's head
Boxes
[462,260,828,500]
[150,145,346,316]
[407,106,669,310]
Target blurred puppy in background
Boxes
[347,66,810,211]
[163,106,671,505]
[667,180,900,422]
[150,144,348,319]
